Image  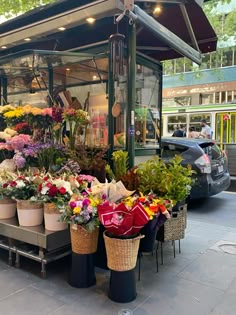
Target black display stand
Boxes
[108,268,136,303]
[94,225,108,270]
[68,252,96,288]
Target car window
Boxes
[161,144,188,158]
[202,144,222,160]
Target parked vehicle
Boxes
[161,137,231,199]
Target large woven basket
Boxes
[103,232,144,272]
[70,225,99,254]
[162,205,187,241]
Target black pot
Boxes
[139,217,160,253]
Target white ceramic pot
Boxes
[0,198,16,219]
[44,203,68,231]
[17,200,43,227]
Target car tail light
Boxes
[194,154,211,174]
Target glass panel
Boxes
[135,66,161,148]
[222,49,233,67]
[201,93,214,105]
[167,115,187,134]
[227,91,233,103]
[190,114,211,132]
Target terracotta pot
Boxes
[17,200,43,227]
[0,198,16,219]
[44,203,68,231]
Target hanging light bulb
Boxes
[109,17,125,81]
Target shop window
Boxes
[200,93,214,105]
[222,49,233,67]
[174,96,191,106]
[227,91,233,103]
[215,92,220,104]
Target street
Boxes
[0,191,235,315]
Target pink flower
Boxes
[69,201,76,209]
[6,134,32,151]
[42,108,53,117]
[82,198,90,207]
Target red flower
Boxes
[59,187,67,195]
[3,183,8,188]
[43,176,49,181]
[38,183,42,192]
[10,181,17,187]
[48,185,58,197]
[46,182,53,188]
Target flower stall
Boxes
[0,0,217,302]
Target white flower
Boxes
[41,186,49,195]
[16,180,26,188]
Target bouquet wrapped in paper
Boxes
[98,199,149,236]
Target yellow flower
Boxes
[31,107,42,115]
[3,108,24,118]
[73,207,81,214]
[22,105,32,114]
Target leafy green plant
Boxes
[136,155,195,205]
[105,150,129,181]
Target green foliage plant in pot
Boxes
[136,155,195,206]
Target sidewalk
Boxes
[0,192,235,315]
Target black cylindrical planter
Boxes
[139,217,159,253]
[94,225,108,270]
[108,268,136,303]
[68,252,96,288]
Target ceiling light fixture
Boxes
[93,75,97,80]
[86,17,96,24]
[24,38,31,41]
[153,5,162,15]
[58,27,66,31]
[1,46,7,49]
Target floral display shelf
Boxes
[0,217,71,278]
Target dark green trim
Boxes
[107,43,114,164]
[2,77,7,105]
[126,22,136,169]
[48,67,54,107]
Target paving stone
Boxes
[177,250,236,290]
[0,287,64,315]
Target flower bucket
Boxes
[44,203,68,231]
[17,200,43,227]
[70,225,99,254]
[103,231,144,271]
[0,198,16,219]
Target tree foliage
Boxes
[0,0,57,18]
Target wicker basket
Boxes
[156,205,187,242]
[162,206,187,241]
[70,225,99,254]
[103,232,144,271]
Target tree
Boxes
[0,0,57,18]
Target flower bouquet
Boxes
[61,191,101,254]
[34,173,76,231]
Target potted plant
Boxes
[60,190,101,288]
[0,171,44,226]
[0,170,17,219]
[35,173,74,231]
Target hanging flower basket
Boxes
[70,225,99,254]
[44,203,68,231]
[0,198,16,219]
[17,200,43,227]
[103,231,144,271]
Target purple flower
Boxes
[13,153,26,169]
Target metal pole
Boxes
[126,21,136,168]
[2,77,7,105]
[48,67,54,107]
[108,44,115,164]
